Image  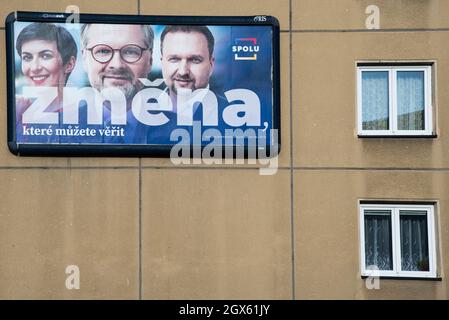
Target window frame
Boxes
[359,203,437,278]
[357,65,433,136]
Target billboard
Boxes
[5,12,280,157]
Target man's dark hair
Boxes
[16,22,77,68]
[160,25,215,58]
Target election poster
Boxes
[6,12,280,156]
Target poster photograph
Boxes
[6,12,280,157]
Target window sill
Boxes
[358,134,437,139]
[361,275,442,281]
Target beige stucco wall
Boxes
[1,0,448,299]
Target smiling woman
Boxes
[14,22,78,143]
[15,23,77,114]
[21,40,64,86]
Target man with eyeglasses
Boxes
[79,23,153,143]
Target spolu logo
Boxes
[232,38,259,61]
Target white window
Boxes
[357,65,433,136]
[359,203,437,278]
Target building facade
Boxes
[1,0,448,299]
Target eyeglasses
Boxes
[86,44,149,63]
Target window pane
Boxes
[362,71,389,130]
[364,210,393,270]
[397,71,425,130]
[400,211,429,271]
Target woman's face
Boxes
[20,39,67,87]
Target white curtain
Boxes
[364,211,393,270]
[397,71,425,130]
[400,211,429,271]
[362,71,389,130]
